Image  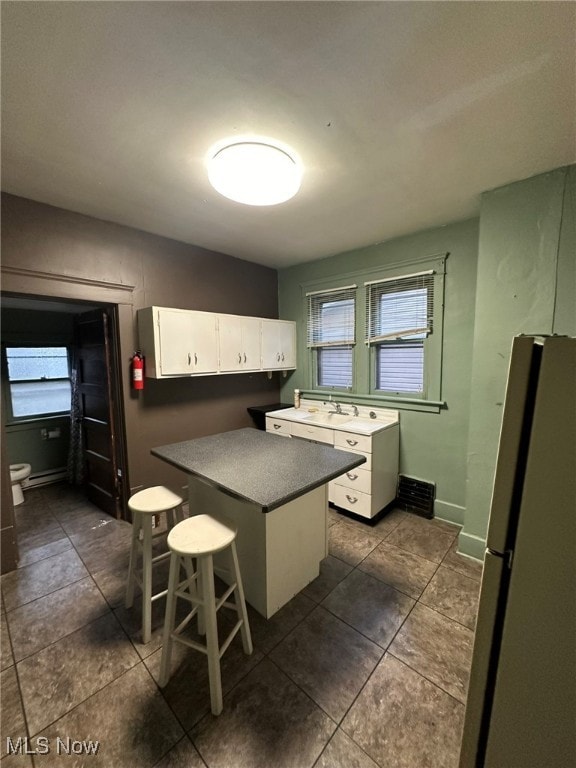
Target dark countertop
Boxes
[151,427,365,512]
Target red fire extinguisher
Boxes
[131,351,144,390]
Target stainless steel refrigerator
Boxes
[459,335,575,767]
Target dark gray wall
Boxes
[1,193,282,499]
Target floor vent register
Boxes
[396,474,435,519]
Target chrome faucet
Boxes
[352,405,359,417]
[328,401,349,415]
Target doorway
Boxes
[1,294,129,521]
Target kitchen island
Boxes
[152,427,364,618]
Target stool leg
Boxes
[196,559,205,636]
[125,512,141,609]
[180,556,202,634]
[229,541,253,655]
[201,554,223,716]
[159,552,180,687]
[141,514,153,644]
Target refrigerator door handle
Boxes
[487,547,514,569]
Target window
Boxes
[302,255,446,408]
[307,286,356,389]
[5,347,71,419]
[366,271,434,395]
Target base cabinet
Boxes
[266,412,399,519]
[188,477,327,618]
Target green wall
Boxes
[278,217,480,527]
[278,164,575,559]
[460,165,576,558]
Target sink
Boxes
[304,412,353,426]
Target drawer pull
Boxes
[346,472,358,481]
[346,494,358,504]
[346,439,358,446]
[273,424,281,430]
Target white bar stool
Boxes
[125,486,185,644]
[159,514,253,716]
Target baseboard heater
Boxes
[27,468,67,488]
[396,474,435,519]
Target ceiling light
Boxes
[207,140,301,206]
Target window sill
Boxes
[302,390,446,414]
[5,414,70,430]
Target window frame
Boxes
[2,344,72,423]
[301,254,446,411]
[306,285,357,392]
[366,270,436,399]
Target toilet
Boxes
[10,463,32,506]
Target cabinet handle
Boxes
[346,472,358,481]
[346,439,359,446]
[238,353,242,364]
[188,353,191,366]
[346,494,358,504]
[277,353,281,362]
[244,353,247,363]
[194,353,197,365]
[281,352,285,361]
[273,424,281,430]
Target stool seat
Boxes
[167,514,235,557]
[128,486,183,514]
[160,513,252,716]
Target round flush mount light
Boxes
[207,139,302,206]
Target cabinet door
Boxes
[190,311,218,373]
[279,321,296,368]
[218,314,244,372]
[219,315,261,372]
[262,319,296,370]
[157,309,195,375]
[241,317,262,370]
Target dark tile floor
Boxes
[1,484,482,768]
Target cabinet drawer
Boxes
[266,418,292,437]
[334,446,371,471]
[334,430,372,454]
[334,466,372,495]
[330,484,372,518]
[290,422,334,445]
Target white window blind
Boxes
[365,271,434,343]
[377,342,424,392]
[307,286,356,347]
[307,285,356,388]
[366,271,434,394]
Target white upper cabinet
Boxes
[138,307,296,378]
[156,308,218,375]
[261,319,296,370]
[218,315,261,372]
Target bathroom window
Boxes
[4,346,71,419]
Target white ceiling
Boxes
[1,2,574,270]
